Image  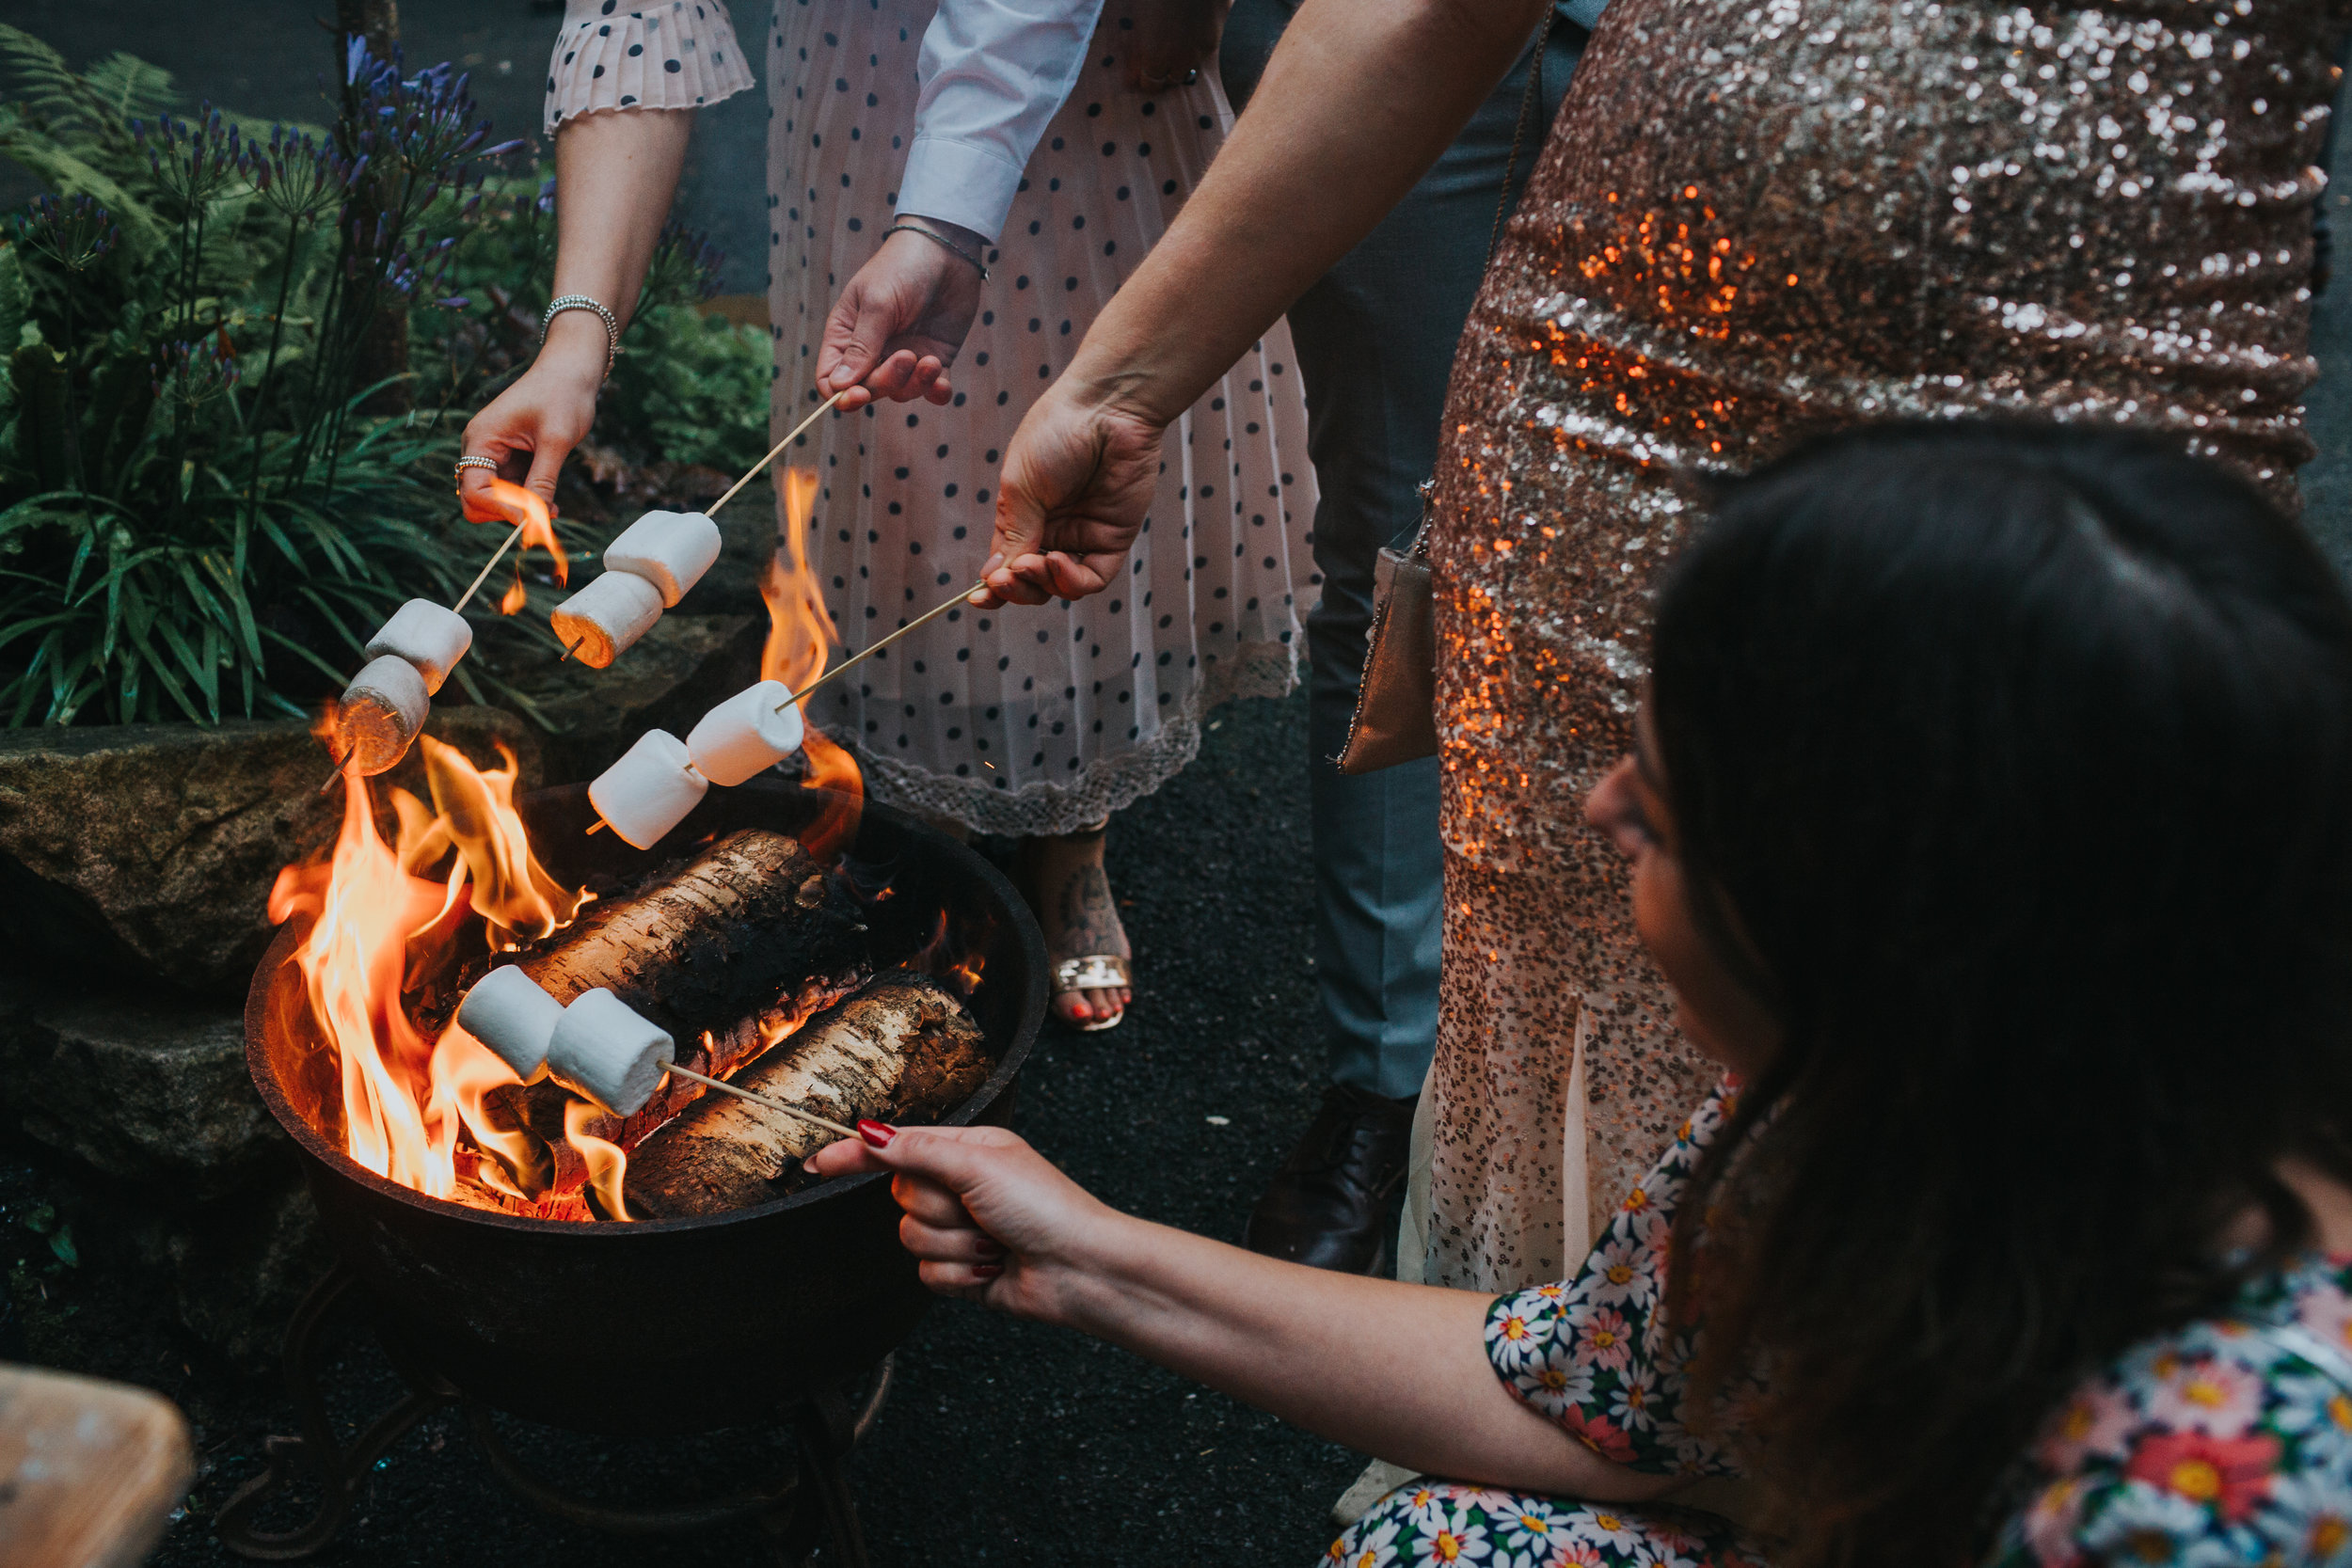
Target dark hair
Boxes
[1648,422,2352,1566]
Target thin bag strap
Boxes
[1404,6,1560,565]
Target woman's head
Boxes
[1617,422,2352,1564]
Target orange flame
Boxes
[499,567,528,616]
[269,741,594,1203]
[765,465,862,863]
[565,1100,631,1221]
[463,475,568,586]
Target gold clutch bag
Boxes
[1336,486,1438,775]
[1333,4,1562,777]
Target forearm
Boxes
[542,108,696,371]
[1069,0,1547,426]
[1048,1211,1679,1501]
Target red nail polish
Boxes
[972,1263,1002,1279]
[858,1119,898,1148]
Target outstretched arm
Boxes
[980,0,1550,606]
[459,108,693,512]
[807,1124,1680,1501]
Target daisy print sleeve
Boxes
[1486,1082,1746,1479]
[1983,1257,2352,1568]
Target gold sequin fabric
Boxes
[1422,0,2349,1291]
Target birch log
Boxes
[624,974,991,1218]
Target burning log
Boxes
[625,974,990,1218]
[509,827,870,1069]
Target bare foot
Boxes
[1022,822,1134,1028]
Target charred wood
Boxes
[625,974,991,1218]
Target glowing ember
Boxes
[767,464,863,862]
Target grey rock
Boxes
[0,706,540,997]
[0,979,280,1198]
[169,1165,329,1371]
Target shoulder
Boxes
[1988,1259,2352,1568]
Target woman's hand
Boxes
[817,225,986,411]
[803,1123,1125,1323]
[1117,0,1224,93]
[457,312,607,515]
[977,377,1167,607]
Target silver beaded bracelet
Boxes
[540,293,621,381]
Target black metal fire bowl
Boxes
[245,781,1045,1437]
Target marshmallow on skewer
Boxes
[686,681,805,786]
[546,988,674,1117]
[335,655,430,777]
[586,729,708,849]
[548,569,664,670]
[603,511,722,608]
[454,965,564,1084]
[363,599,473,695]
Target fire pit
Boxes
[224,777,1044,1556]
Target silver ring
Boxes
[453,454,498,493]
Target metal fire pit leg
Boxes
[464,1354,894,1553]
[794,1385,874,1568]
[215,1266,458,1560]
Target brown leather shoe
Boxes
[1243,1085,1418,1275]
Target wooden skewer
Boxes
[707,388,847,518]
[452,514,532,614]
[557,634,586,664]
[318,766,346,795]
[776,578,988,715]
[585,818,611,836]
[661,1059,859,1139]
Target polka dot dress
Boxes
[542,0,754,133]
[769,1,1317,837]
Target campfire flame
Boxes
[767,465,863,862]
[269,734,611,1206]
[499,567,529,616]
[463,475,568,585]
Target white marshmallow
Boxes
[454,965,564,1084]
[604,511,722,609]
[336,655,429,776]
[363,599,472,695]
[546,987,674,1117]
[587,729,708,849]
[685,682,805,787]
[548,570,664,670]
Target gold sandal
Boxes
[1052,954,1132,1033]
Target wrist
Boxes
[895,213,988,256]
[1029,1205,1168,1334]
[535,313,612,388]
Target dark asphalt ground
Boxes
[0,7,2348,1566]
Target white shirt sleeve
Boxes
[897,0,1110,245]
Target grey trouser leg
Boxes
[1222,5,1584,1102]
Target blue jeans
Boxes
[1221,6,1586,1101]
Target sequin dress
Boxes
[1329,1082,2352,1567]
[1421,0,2349,1294]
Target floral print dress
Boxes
[1327,1083,2352,1567]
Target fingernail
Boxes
[972,1263,1002,1279]
[858,1119,898,1148]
